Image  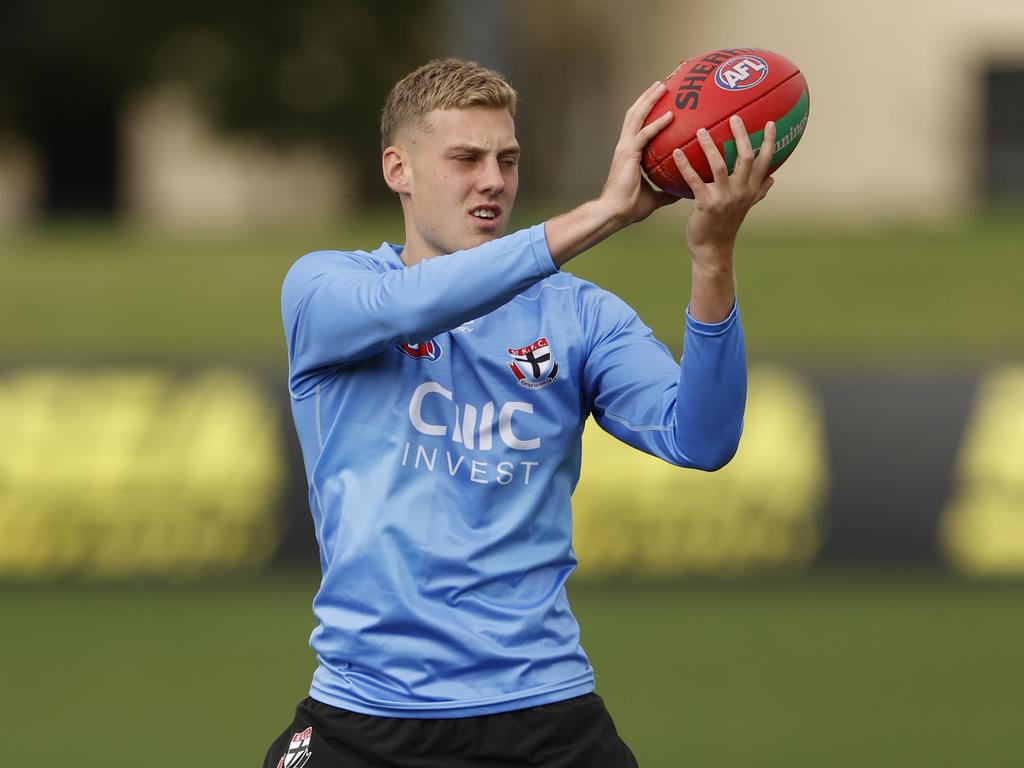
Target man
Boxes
[265,58,776,767]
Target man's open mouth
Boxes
[469,205,501,220]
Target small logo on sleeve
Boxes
[397,339,442,361]
[276,726,313,768]
[507,337,558,389]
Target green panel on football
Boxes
[723,87,809,173]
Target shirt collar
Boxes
[375,241,407,269]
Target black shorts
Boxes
[263,693,639,768]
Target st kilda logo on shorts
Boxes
[397,338,442,361]
[276,726,313,768]
[507,337,558,389]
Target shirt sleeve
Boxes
[577,280,747,471]
[282,223,557,397]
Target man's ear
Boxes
[382,146,411,194]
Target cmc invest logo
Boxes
[407,381,540,451]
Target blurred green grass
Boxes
[2,572,1022,767]
[2,208,1022,367]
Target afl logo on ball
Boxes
[715,55,769,91]
[397,339,442,361]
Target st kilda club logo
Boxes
[397,338,442,361]
[276,726,313,768]
[507,337,558,389]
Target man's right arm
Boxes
[282,223,555,396]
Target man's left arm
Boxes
[581,114,778,470]
[677,116,777,323]
[579,284,745,471]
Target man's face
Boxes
[398,106,520,259]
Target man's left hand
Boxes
[672,116,777,267]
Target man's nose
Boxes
[477,157,505,194]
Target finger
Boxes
[640,179,681,210]
[728,114,755,184]
[753,175,775,204]
[621,81,668,138]
[633,110,674,150]
[653,189,681,208]
[752,120,777,183]
[696,128,729,186]
[672,148,706,199]
[624,80,667,130]
[622,80,665,125]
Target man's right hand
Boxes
[544,82,679,267]
[597,80,679,226]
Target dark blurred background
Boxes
[2,1,1023,766]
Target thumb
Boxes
[754,176,775,203]
[653,189,681,209]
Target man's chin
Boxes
[459,228,505,249]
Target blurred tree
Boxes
[0,0,439,214]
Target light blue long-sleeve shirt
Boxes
[281,222,746,718]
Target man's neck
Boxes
[398,219,439,267]
[400,242,433,267]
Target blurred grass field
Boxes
[3,207,1023,366]
[3,571,1023,767]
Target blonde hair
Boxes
[380,58,518,150]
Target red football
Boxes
[641,47,810,198]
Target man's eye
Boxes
[455,156,476,163]
[500,158,519,168]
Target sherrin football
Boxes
[641,47,810,198]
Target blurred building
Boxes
[1,0,1022,228]
[120,87,351,230]
[0,135,42,227]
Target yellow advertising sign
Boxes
[942,365,1024,576]
[572,366,828,578]
[0,368,284,579]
